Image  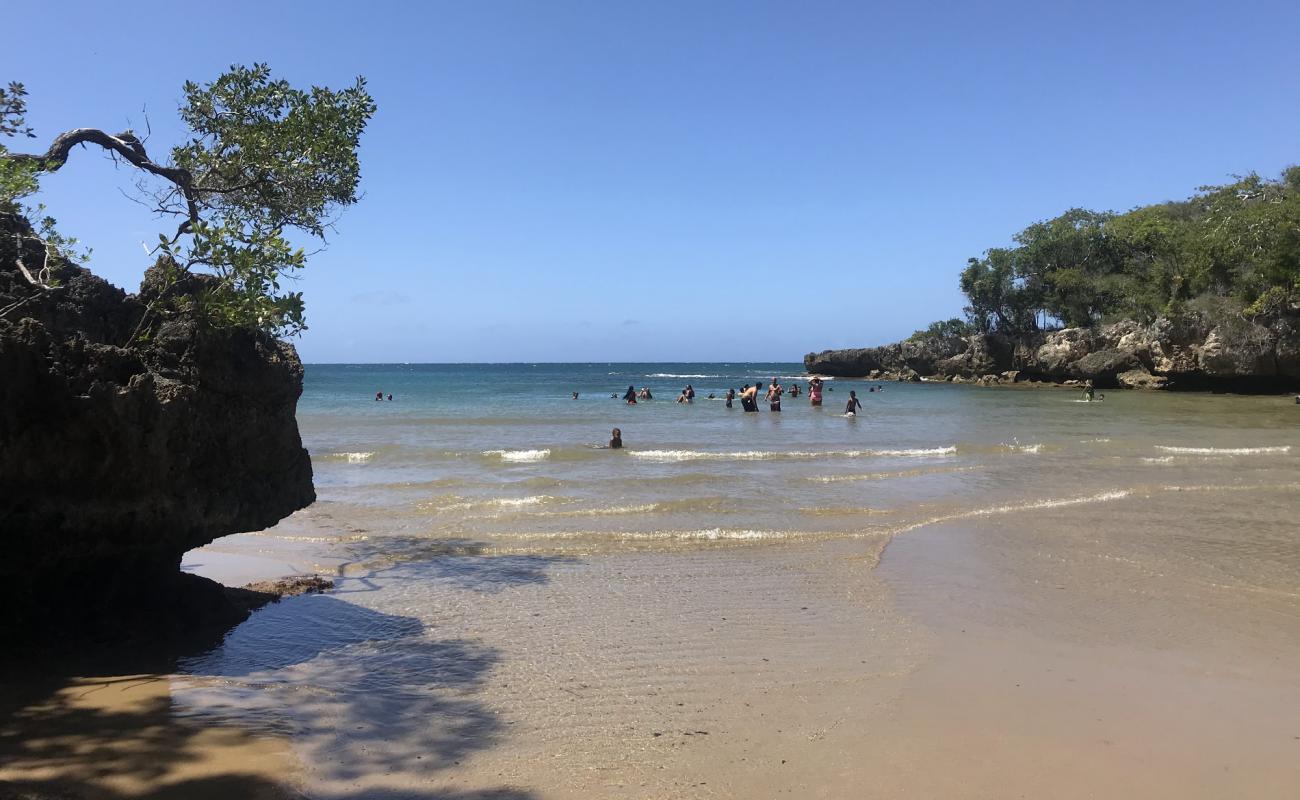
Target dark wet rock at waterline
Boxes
[0,212,314,643]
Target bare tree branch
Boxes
[4,127,199,240]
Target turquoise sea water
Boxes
[281,362,1300,553]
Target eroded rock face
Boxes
[805,311,1300,390]
[0,213,314,641]
[804,336,967,378]
[1199,318,1277,378]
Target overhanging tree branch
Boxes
[4,128,199,241]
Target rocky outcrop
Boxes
[0,213,315,642]
[805,311,1300,390]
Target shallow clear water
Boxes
[175,363,1300,797]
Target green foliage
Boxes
[955,168,1300,333]
[1,82,39,212]
[0,81,35,138]
[4,66,375,338]
[908,318,972,342]
[161,64,375,337]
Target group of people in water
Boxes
[608,377,883,416]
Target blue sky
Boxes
[5,0,1298,362]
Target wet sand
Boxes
[6,485,1298,798]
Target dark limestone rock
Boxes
[805,309,1299,391]
[804,336,966,377]
[0,213,315,643]
[1070,349,1143,386]
[1199,318,1277,378]
[1117,369,1168,390]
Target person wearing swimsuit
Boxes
[725,388,735,408]
[609,428,623,448]
[623,385,637,404]
[766,379,783,412]
[845,390,862,415]
[809,377,823,406]
[740,383,759,412]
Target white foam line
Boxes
[324,451,374,464]
[424,495,557,512]
[503,528,832,542]
[887,490,1133,536]
[645,373,722,378]
[629,446,956,462]
[1155,445,1290,456]
[483,449,551,462]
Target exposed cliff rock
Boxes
[805,311,1300,390]
[0,213,315,642]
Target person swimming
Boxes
[609,427,623,449]
[572,391,579,400]
[375,390,383,401]
[387,393,393,401]
[845,390,862,415]
[623,385,638,404]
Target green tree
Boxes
[1012,208,1118,328]
[0,82,39,213]
[959,247,1036,333]
[908,317,971,342]
[2,65,376,336]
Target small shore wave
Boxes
[628,446,957,462]
[483,448,551,462]
[1155,445,1291,456]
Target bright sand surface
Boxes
[8,489,1297,798]
[4,366,1298,798]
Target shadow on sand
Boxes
[2,541,574,799]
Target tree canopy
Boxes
[948,168,1300,337]
[2,65,376,337]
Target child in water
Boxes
[609,428,623,449]
[845,390,862,415]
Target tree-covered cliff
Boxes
[918,168,1300,339]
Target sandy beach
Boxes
[6,475,1297,799]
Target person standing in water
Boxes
[809,377,823,407]
[766,379,783,412]
[740,383,759,412]
[845,390,862,415]
[623,385,638,404]
[609,428,623,448]
[725,388,736,408]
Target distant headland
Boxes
[808,167,1300,391]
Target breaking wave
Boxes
[628,446,956,462]
[483,449,551,462]
[1154,446,1290,456]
